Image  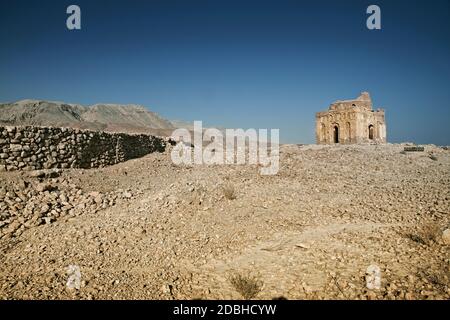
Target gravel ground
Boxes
[0,143,449,300]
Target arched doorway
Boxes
[333,125,339,143]
[346,122,351,142]
[368,125,374,140]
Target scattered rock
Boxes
[66,265,82,290]
[0,143,448,300]
[366,265,381,290]
[442,229,450,245]
[123,191,132,199]
[36,183,53,192]
[42,217,53,225]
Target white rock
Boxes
[66,265,82,290]
[442,229,450,245]
[366,265,381,290]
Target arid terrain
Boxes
[0,100,184,135]
[0,143,449,300]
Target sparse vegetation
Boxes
[228,271,263,300]
[408,221,441,245]
[2,143,449,300]
[408,234,427,245]
[223,184,236,200]
[417,267,449,293]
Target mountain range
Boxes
[0,99,192,136]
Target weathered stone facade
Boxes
[316,92,386,144]
[0,126,167,171]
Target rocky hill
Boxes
[0,99,175,133]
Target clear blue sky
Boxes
[1,0,449,144]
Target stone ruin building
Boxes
[315,92,386,144]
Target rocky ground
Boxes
[0,143,449,300]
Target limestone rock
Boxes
[442,229,450,245]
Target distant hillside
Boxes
[0,100,175,134]
[169,120,195,130]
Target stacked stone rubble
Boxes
[0,126,166,171]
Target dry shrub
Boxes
[223,184,236,200]
[408,221,441,245]
[408,234,426,245]
[417,267,449,293]
[228,272,263,300]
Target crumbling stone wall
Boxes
[0,126,166,171]
[316,92,387,144]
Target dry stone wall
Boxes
[0,126,167,171]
